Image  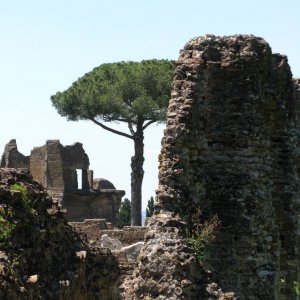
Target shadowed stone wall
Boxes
[0,168,121,300]
[64,190,124,224]
[156,35,300,299]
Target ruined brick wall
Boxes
[44,140,65,191]
[30,144,48,188]
[62,142,90,192]
[29,140,65,191]
[1,140,123,226]
[156,35,300,299]
[64,190,124,224]
[70,219,148,246]
[0,139,29,168]
[3,140,91,193]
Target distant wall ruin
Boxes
[0,139,30,169]
[0,139,124,225]
[156,35,300,299]
[70,219,147,246]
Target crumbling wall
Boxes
[62,142,90,192]
[70,219,148,246]
[0,168,121,300]
[64,189,124,224]
[121,211,234,299]
[43,140,65,191]
[0,139,29,169]
[30,144,47,188]
[156,35,300,299]
[0,140,124,226]
[2,139,91,193]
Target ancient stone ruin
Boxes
[154,34,300,299]
[0,139,124,225]
[1,34,299,300]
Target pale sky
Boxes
[1,0,299,210]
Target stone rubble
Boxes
[121,212,235,299]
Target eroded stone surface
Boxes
[121,212,203,299]
[0,168,120,299]
[156,34,300,299]
[121,212,233,299]
[119,241,144,260]
[101,234,123,251]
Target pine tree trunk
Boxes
[130,126,144,226]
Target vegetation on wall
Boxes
[51,59,174,226]
[0,183,33,242]
[184,208,219,263]
[10,183,29,208]
[0,207,15,242]
[280,278,300,296]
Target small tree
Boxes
[146,196,154,217]
[51,60,174,226]
[118,198,131,228]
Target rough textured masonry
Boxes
[0,168,120,299]
[156,35,300,299]
[0,140,124,225]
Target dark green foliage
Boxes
[146,196,154,217]
[51,60,174,124]
[118,198,131,228]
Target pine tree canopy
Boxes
[51,59,174,126]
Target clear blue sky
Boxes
[1,0,299,210]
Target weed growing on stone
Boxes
[10,183,30,208]
[0,183,32,242]
[280,278,300,296]
[9,183,37,217]
[0,206,16,242]
[184,208,219,263]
